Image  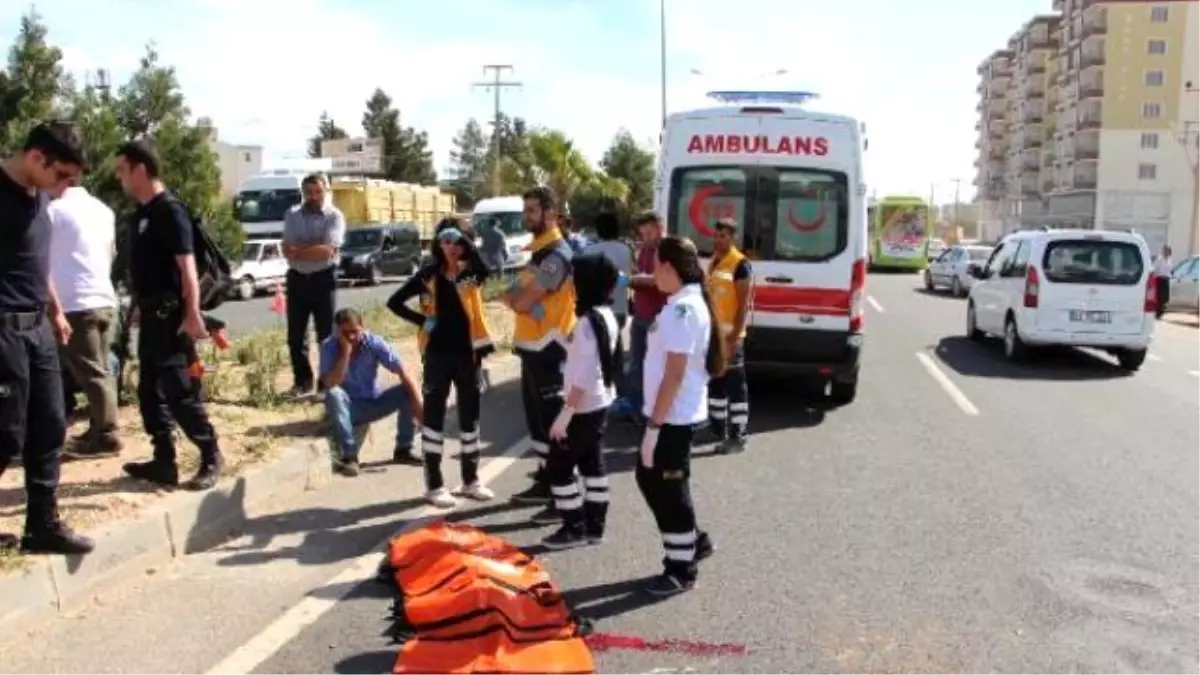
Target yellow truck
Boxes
[331,178,456,242]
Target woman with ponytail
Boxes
[539,253,621,549]
[636,235,721,596]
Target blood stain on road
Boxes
[585,632,748,657]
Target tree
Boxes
[526,128,595,208]
[600,129,656,214]
[447,117,488,207]
[362,87,437,185]
[0,9,66,155]
[307,111,347,158]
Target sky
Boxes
[2,0,1058,202]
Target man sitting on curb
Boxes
[320,308,424,476]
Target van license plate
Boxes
[1069,310,1111,324]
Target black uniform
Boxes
[387,258,492,489]
[0,168,79,550]
[125,192,222,487]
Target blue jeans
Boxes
[325,384,415,459]
[626,316,653,412]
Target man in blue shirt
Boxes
[320,308,423,476]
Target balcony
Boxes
[1022,77,1046,98]
[1017,129,1043,150]
[1081,41,1105,68]
[1028,22,1053,49]
[987,86,1006,101]
[1020,149,1040,170]
[987,100,1006,120]
[1079,70,1103,98]
[1070,166,1098,190]
[1073,130,1099,159]
[1082,7,1106,38]
[1020,175,1040,197]
[1022,103,1045,124]
[988,147,1006,162]
[1078,99,1102,129]
[1023,52,1048,76]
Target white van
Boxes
[234,166,332,238]
[965,228,1156,370]
[471,196,533,270]
[655,91,868,403]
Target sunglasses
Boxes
[437,228,465,243]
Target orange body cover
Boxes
[388,521,595,674]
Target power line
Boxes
[472,64,522,197]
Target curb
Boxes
[0,354,523,641]
[0,439,330,640]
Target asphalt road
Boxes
[3,273,1197,674]
[210,278,409,337]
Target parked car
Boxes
[1164,254,1200,313]
[230,238,287,301]
[339,223,422,285]
[924,245,993,297]
[926,238,947,261]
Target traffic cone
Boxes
[270,282,286,316]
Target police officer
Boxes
[636,236,720,596]
[115,140,224,491]
[705,217,752,453]
[0,121,94,555]
[501,186,576,522]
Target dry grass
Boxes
[0,293,514,553]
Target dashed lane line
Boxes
[867,296,885,313]
[915,351,980,416]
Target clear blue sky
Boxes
[4,0,1054,201]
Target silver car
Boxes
[1165,255,1200,313]
[924,245,993,297]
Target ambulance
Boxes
[655,91,868,404]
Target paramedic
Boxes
[0,121,94,555]
[118,140,224,492]
[542,253,620,549]
[706,217,752,453]
[637,236,719,596]
[501,186,576,512]
[387,218,495,507]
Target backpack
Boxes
[171,197,233,311]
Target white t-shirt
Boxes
[582,239,633,317]
[642,284,711,426]
[564,307,619,414]
[47,187,118,314]
[1154,256,1173,277]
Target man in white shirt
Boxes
[1154,245,1173,319]
[48,183,121,457]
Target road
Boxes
[3,273,1196,674]
[210,279,408,337]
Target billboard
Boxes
[320,137,383,173]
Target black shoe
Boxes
[123,460,179,487]
[66,433,123,460]
[21,522,95,555]
[185,455,224,491]
[715,438,747,455]
[333,457,360,477]
[392,446,423,466]
[510,481,552,505]
[696,532,715,562]
[643,572,694,597]
[541,525,589,550]
[584,530,605,545]
[530,505,561,525]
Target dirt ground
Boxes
[0,301,516,567]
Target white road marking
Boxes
[867,296,885,313]
[205,437,530,675]
[916,352,980,416]
[1188,370,1199,377]
[1147,353,1162,362]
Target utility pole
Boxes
[1180,82,1199,256]
[473,65,522,197]
[660,0,668,129]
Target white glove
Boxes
[549,405,575,441]
[640,425,660,469]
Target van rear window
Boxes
[1042,240,1143,286]
[668,166,848,262]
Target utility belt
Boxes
[0,309,45,331]
[135,292,184,321]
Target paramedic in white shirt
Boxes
[1154,245,1173,319]
[636,236,721,596]
[47,182,121,457]
[543,253,621,550]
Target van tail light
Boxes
[849,258,866,333]
[1023,266,1040,308]
[1145,273,1158,313]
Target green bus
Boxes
[869,195,934,271]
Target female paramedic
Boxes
[387,218,496,509]
[637,235,721,596]
[542,253,621,549]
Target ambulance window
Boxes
[670,167,748,256]
[762,169,848,262]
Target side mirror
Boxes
[969,265,985,279]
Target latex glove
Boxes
[615,272,630,289]
[529,302,546,320]
[549,405,574,441]
[640,425,660,469]
[422,317,437,333]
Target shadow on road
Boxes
[933,336,1131,381]
[912,286,965,301]
[563,575,668,623]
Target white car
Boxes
[924,244,993,297]
[230,238,288,301]
[1165,255,1200,313]
[965,229,1156,371]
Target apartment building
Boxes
[198,117,264,198]
[973,0,1200,255]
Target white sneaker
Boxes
[453,482,495,501]
[425,487,458,509]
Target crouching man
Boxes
[320,308,424,476]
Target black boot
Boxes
[123,459,179,487]
[185,452,224,491]
[22,505,94,556]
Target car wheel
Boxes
[966,303,984,342]
[1116,348,1147,372]
[237,276,255,301]
[1003,317,1029,362]
[951,276,963,297]
[924,270,934,291]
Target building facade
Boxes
[198,117,264,198]
[973,0,1200,255]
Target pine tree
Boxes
[308,111,347,158]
